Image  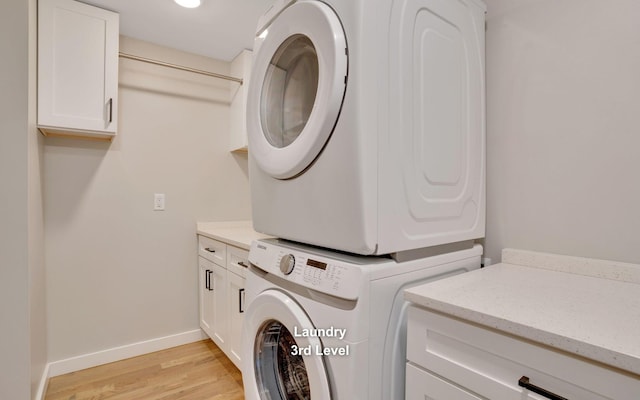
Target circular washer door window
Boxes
[242,290,332,399]
[255,320,311,399]
[247,1,347,179]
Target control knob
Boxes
[279,254,295,275]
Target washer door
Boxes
[247,1,347,179]
[242,290,332,399]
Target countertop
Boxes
[196,221,273,250]
[404,248,640,375]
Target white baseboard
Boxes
[47,329,208,378]
[34,363,50,400]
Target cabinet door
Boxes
[406,364,482,400]
[227,271,245,369]
[38,0,119,138]
[209,262,228,351]
[198,257,215,338]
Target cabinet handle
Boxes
[207,270,214,291]
[108,98,113,123]
[238,261,249,268]
[518,376,568,400]
[204,247,216,253]
[205,269,210,290]
[239,288,245,313]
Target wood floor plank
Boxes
[44,340,244,400]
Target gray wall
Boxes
[44,37,252,362]
[0,0,47,398]
[484,0,640,264]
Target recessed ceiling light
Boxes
[174,0,201,8]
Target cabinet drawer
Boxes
[407,307,639,400]
[198,236,226,265]
[406,363,482,400]
[227,246,249,278]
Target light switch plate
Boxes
[154,193,165,211]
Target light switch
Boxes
[154,193,165,211]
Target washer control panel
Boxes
[279,254,295,275]
[249,240,365,300]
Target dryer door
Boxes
[247,1,347,179]
[242,290,332,399]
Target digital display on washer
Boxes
[306,259,327,270]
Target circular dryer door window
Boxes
[261,35,319,149]
[247,1,347,179]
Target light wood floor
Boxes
[44,340,244,400]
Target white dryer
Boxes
[247,0,487,255]
[241,238,482,400]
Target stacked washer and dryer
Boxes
[242,0,487,399]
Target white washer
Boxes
[242,239,482,400]
[248,0,487,255]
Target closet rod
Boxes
[119,52,243,84]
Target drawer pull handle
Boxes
[518,376,568,400]
[204,247,216,253]
[205,269,211,290]
[239,288,245,313]
[208,270,214,291]
[238,261,249,268]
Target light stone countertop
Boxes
[197,220,273,250]
[404,248,640,375]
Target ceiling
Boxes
[82,0,274,61]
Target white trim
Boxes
[47,329,208,378]
[34,363,50,400]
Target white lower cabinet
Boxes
[198,257,228,350]
[227,269,245,367]
[198,258,215,337]
[198,235,248,370]
[406,306,639,400]
[209,262,228,348]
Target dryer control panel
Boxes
[249,239,368,300]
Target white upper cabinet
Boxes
[38,0,119,140]
[229,50,252,152]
